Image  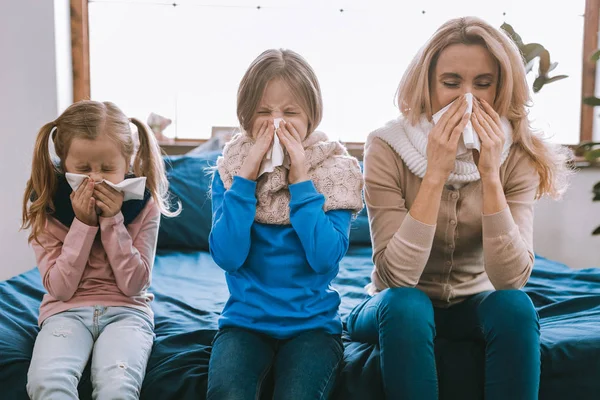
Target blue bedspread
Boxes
[1,247,599,399]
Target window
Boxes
[83,0,589,144]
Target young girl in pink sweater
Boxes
[22,100,178,399]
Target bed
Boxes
[1,151,599,399]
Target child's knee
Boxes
[27,366,78,400]
[93,362,144,400]
[207,383,262,400]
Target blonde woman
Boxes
[207,49,363,399]
[346,17,570,399]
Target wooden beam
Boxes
[70,0,90,102]
[580,0,600,143]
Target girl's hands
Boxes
[276,120,309,184]
[93,182,124,218]
[238,120,275,181]
[70,178,98,226]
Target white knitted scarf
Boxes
[370,115,513,185]
[217,131,364,225]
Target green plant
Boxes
[582,50,600,106]
[595,180,600,235]
[577,142,600,235]
[501,22,568,93]
[580,48,600,236]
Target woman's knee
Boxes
[479,290,539,333]
[347,287,435,343]
[377,287,434,326]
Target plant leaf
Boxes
[538,49,551,76]
[592,49,600,61]
[533,76,546,93]
[577,142,597,151]
[593,181,600,197]
[593,226,600,235]
[545,75,568,84]
[583,96,600,106]
[579,143,600,157]
[548,62,558,72]
[522,43,545,64]
[501,23,524,47]
[585,148,600,162]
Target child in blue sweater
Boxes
[207,48,364,399]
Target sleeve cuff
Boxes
[400,212,436,247]
[99,211,124,228]
[482,207,516,238]
[231,175,257,198]
[289,179,319,200]
[67,218,99,247]
[71,217,100,235]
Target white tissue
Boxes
[65,173,147,201]
[258,117,290,177]
[432,93,480,155]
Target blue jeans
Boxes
[207,327,344,400]
[27,306,155,400]
[346,288,540,399]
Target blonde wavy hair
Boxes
[397,16,571,199]
[22,100,180,244]
[237,48,323,135]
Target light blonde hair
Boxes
[397,16,571,199]
[237,49,323,135]
[22,100,180,244]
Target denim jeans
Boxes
[207,327,344,400]
[346,288,541,400]
[27,306,155,400]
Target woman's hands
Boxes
[471,99,505,182]
[424,94,471,186]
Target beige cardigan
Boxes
[364,135,539,307]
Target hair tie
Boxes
[51,122,58,142]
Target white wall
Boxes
[0,1,61,280]
[534,168,600,269]
[54,0,73,113]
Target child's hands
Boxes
[93,182,124,218]
[252,120,276,159]
[277,120,309,184]
[238,120,275,181]
[70,178,98,226]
